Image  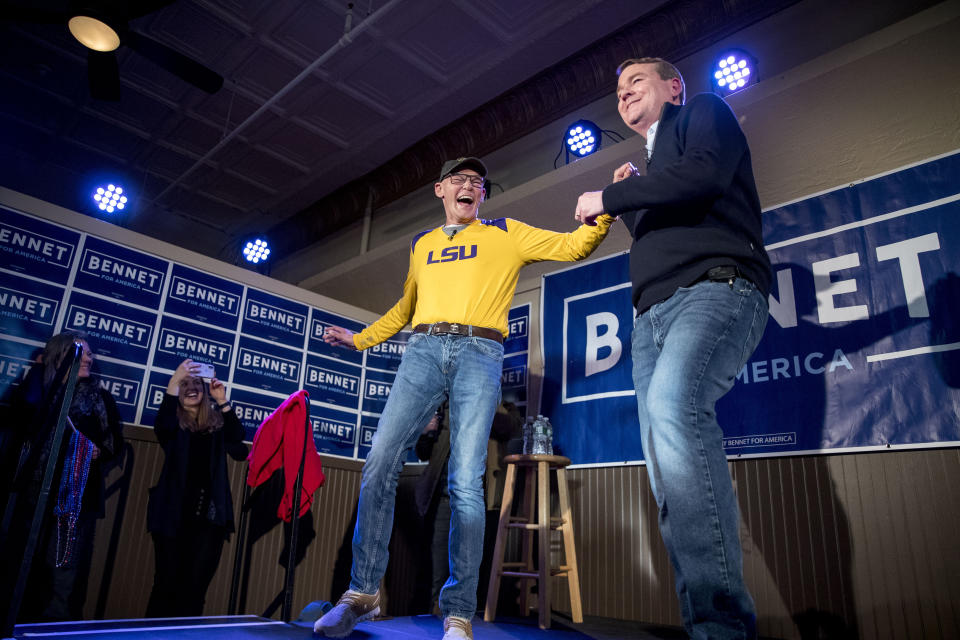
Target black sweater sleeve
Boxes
[601,94,748,219]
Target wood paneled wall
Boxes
[78,425,959,639]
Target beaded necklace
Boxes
[54,430,94,568]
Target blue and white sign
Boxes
[504,304,530,355]
[357,413,379,460]
[540,152,960,465]
[361,368,394,415]
[501,353,528,406]
[139,370,174,427]
[233,337,302,395]
[0,338,41,404]
[242,289,308,348]
[310,402,359,457]
[94,359,144,423]
[154,316,234,373]
[303,354,361,408]
[0,207,79,285]
[74,237,167,308]
[307,309,364,365]
[64,292,155,364]
[0,272,62,342]
[230,388,287,441]
[165,265,243,329]
[364,330,409,372]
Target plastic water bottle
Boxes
[532,415,549,455]
[543,416,554,455]
[522,416,535,455]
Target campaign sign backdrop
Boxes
[0,338,40,404]
[308,309,364,365]
[154,315,234,373]
[64,291,155,365]
[0,271,62,342]
[310,402,359,457]
[74,237,167,308]
[364,330,410,372]
[231,388,292,442]
[303,354,362,408]
[242,289,308,349]
[139,370,174,427]
[0,206,79,284]
[165,265,243,330]
[361,367,394,416]
[94,359,145,423]
[540,151,960,465]
[233,336,302,396]
[503,305,530,355]
[1,203,537,462]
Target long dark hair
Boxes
[40,330,89,389]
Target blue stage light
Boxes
[564,119,601,164]
[242,238,271,264]
[712,51,757,97]
[92,183,127,214]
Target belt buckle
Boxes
[448,322,461,335]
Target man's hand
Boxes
[613,161,641,183]
[574,191,606,226]
[324,326,357,350]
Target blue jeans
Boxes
[631,277,767,639]
[350,332,503,620]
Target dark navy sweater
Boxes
[602,93,771,312]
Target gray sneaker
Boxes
[313,589,381,637]
[442,616,473,639]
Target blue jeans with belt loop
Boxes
[349,331,503,620]
[631,277,768,639]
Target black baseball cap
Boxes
[439,157,487,181]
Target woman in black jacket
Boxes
[145,359,244,617]
[3,330,124,622]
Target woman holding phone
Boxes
[145,359,244,617]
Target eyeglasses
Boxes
[446,173,485,188]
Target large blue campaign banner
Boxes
[540,151,960,465]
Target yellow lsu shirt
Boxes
[353,215,614,350]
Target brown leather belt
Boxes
[413,322,503,343]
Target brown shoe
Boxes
[313,589,380,637]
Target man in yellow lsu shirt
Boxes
[316,157,614,640]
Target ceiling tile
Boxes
[164,116,224,157]
[395,4,498,72]
[215,139,308,187]
[247,119,345,167]
[341,48,441,107]
[283,81,389,143]
[233,45,303,98]
[268,2,344,61]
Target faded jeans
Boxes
[350,332,503,620]
[632,277,768,639]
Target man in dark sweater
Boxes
[575,57,771,639]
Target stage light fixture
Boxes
[243,238,271,264]
[68,15,120,52]
[712,50,757,97]
[564,119,601,164]
[92,183,127,213]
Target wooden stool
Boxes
[484,454,582,629]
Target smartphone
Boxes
[195,362,215,379]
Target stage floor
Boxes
[9,613,688,639]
